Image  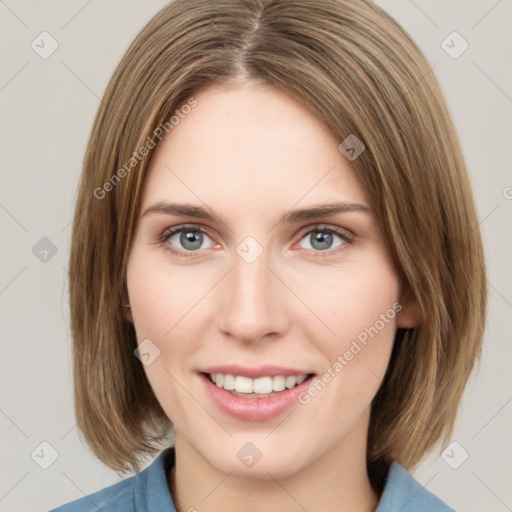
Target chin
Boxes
[193,432,318,481]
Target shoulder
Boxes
[48,448,176,512]
[48,475,135,512]
[376,462,455,512]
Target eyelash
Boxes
[156,224,354,258]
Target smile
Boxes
[207,373,309,397]
[199,366,316,421]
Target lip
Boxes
[200,369,315,422]
[200,365,311,379]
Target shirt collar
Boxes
[375,462,454,511]
[134,447,177,512]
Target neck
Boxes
[169,423,379,512]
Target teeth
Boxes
[272,375,286,392]
[223,374,235,390]
[296,375,307,385]
[253,377,273,394]
[285,376,297,388]
[209,373,309,394]
[235,375,253,393]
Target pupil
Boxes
[312,231,332,250]
[181,230,202,250]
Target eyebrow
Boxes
[141,201,372,225]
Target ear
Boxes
[396,287,422,328]
[124,303,134,324]
[122,286,134,324]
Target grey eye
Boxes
[168,229,213,251]
[299,230,346,251]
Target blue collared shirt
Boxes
[49,448,455,511]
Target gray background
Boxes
[0,1,511,511]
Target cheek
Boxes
[125,250,204,419]
[125,249,215,397]
[297,262,400,414]
[126,249,211,339]
[302,260,400,354]
[308,263,400,400]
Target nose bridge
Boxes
[218,245,287,342]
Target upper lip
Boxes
[200,365,314,379]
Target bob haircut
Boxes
[69,0,486,475]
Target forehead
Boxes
[141,82,368,213]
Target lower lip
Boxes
[201,373,314,422]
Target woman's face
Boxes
[126,81,412,479]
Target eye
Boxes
[157,223,353,258]
[297,225,352,254]
[160,225,215,255]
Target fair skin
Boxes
[126,81,418,512]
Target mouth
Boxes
[202,372,314,398]
[199,367,316,422]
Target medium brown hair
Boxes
[69,0,486,475]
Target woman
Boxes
[51,0,486,510]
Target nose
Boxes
[217,249,289,344]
